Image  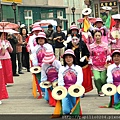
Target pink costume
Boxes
[0,59,8,100]
[0,40,13,84]
[108,27,120,51]
[63,68,77,89]
[32,43,53,67]
[90,42,110,71]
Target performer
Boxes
[107,50,120,109]
[28,24,43,54]
[66,33,93,97]
[93,18,108,44]
[108,14,120,52]
[41,50,61,106]
[0,32,13,85]
[32,32,53,96]
[89,30,111,97]
[0,47,9,105]
[64,25,79,47]
[57,49,83,114]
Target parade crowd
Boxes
[0,7,120,116]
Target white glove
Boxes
[112,39,116,44]
[4,43,9,49]
[106,55,112,62]
[88,59,93,65]
[80,56,86,62]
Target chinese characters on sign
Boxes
[95,4,99,18]
[100,1,117,7]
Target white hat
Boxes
[112,14,120,20]
[30,66,41,74]
[42,50,56,64]
[32,24,42,32]
[20,24,26,28]
[36,32,46,39]
[52,86,67,100]
[62,49,75,58]
[94,18,103,24]
[102,84,117,96]
[70,25,79,30]
[101,6,112,11]
[111,50,120,57]
[68,84,85,97]
[82,8,92,16]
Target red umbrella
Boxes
[0,22,19,30]
[77,17,96,23]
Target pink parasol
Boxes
[0,22,19,30]
[77,17,96,23]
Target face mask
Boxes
[72,37,79,44]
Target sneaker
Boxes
[0,101,2,105]
[98,92,105,97]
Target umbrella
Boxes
[0,22,19,30]
[77,17,96,23]
[0,29,19,34]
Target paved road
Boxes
[0,69,120,119]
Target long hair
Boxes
[20,27,28,37]
[63,54,76,66]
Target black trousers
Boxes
[10,53,17,75]
[22,47,30,70]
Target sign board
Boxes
[2,0,22,3]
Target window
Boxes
[41,12,54,19]
[24,10,33,32]
[57,10,63,18]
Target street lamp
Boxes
[11,2,17,23]
[71,7,76,22]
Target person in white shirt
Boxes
[32,32,53,96]
[107,50,120,109]
[28,24,43,54]
[41,50,61,106]
[58,49,83,114]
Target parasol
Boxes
[0,22,19,30]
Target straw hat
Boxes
[35,32,46,39]
[117,85,120,94]
[42,50,56,64]
[68,84,85,97]
[102,84,117,96]
[30,66,41,74]
[111,50,120,58]
[62,49,75,58]
[52,81,58,88]
[82,8,92,16]
[32,24,42,32]
[52,86,67,100]
[40,81,52,88]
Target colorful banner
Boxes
[2,0,22,3]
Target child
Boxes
[58,49,83,114]
[107,50,120,109]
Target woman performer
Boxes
[32,32,53,96]
[58,49,83,114]
[66,33,93,97]
[41,50,61,106]
[107,50,120,109]
[0,32,13,85]
[89,30,111,97]
[0,36,9,104]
